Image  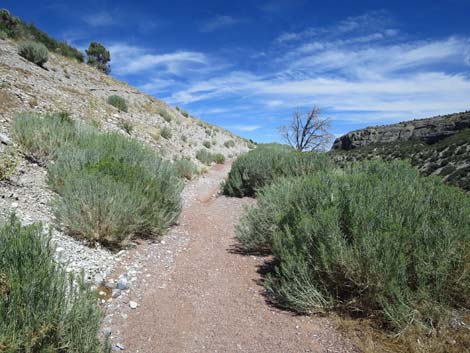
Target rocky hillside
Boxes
[331,111,470,192]
[0,35,249,283]
[0,38,250,163]
[332,111,470,150]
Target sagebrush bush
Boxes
[203,140,211,148]
[107,95,128,112]
[224,140,235,148]
[161,127,172,139]
[239,161,470,332]
[0,215,106,352]
[0,146,18,181]
[48,132,183,247]
[0,30,7,40]
[223,144,333,197]
[17,40,48,66]
[196,149,225,165]
[11,113,79,164]
[118,120,133,134]
[157,108,173,123]
[174,159,199,180]
[212,153,225,164]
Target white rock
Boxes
[117,277,129,290]
[112,289,121,298]
[94,274,104,286]
[129,301,138,309]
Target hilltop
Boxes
[331,111,470,191]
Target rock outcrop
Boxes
[332,111,470,150]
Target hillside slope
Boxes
[0,36,249,282]
[331,112,470,191]
[0,38,249,163]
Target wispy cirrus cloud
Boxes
[109,44,208,75]
[110,10,470,140]
[83,11,115,27]
[229,124,262,132]
[200,15,240,32]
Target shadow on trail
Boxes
[227,243,305,316]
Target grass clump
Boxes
[17,40,48,67]
[237,160,470,334]
[0,215,106,352]
[157,108,173,123]
[0,146,18,181]
[118,120,133,134]
[196,149,225,165]
[223,144,332,197]
[11,112,78,164]
[224,140,235,148]
[174,158,199,180]
[212,153,225,164]
[48,132,183,248]
[107,95,128,112]
[160,127,172,139]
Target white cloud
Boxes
[201,15,240,32]
[229,125,262,132]
[83,12,114,27]
[111,12,470,130]
[109,44,207,75]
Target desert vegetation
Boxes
[227,144,470,351]
[223,143,332,197]
[0,215,107,352]
[1,9,84,62]
[174,158,200,180]
[17,40,48,67]
[195,148,225,165]
[12,113,183,248]
[107,95,128,112]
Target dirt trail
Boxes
[107,164,354,353]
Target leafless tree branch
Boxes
[279,106,333,151]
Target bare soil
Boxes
[106,164,356,353]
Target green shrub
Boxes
[174,159,199,180]
[48,132,183,248]
[161,127,172,139]
[118,120,133,134]
[11,113,79,164]
[196,149,225,165]
[0,146,18,181]
[0,30,7,40]
[224,140,235,148]
[0,215,106,352]
[196,149,213,165]
[0,9,22,38]
[86,42,110,74]
[240,161,470,332]
[17,41,48,67]
[223,144,332,197]
[1,9,83,62]
[107,95,128,112]
[202,140,211,149]
[157,108,173,123]
[212,153,225,164]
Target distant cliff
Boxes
[332,111,470,150]
[331,111,470,192]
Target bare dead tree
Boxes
[279,106,333,151]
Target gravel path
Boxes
[104,164,356,353]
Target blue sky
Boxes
[4,0,470,143]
